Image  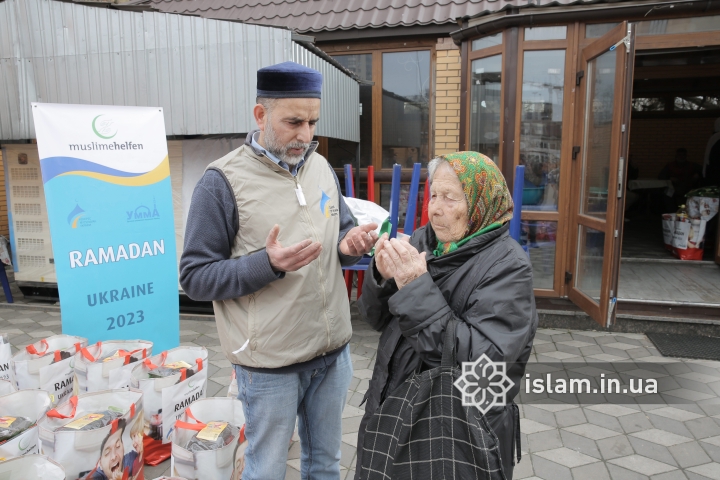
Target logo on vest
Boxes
[319,190,339,218]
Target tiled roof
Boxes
[142,0,489,32]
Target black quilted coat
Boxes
[355,223,538,479]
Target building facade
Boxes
[145,0,720,329]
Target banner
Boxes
[32,103,179,351]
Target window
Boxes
[329,54,373,168]
[637,15,720,36]
[632,98,666,112]
[470,55,502,163]
[674,96,720,111]
[472,33,502,51]
[525,26,567,41]
[521,220,557,289]
[382,51,431,168]
[519,50,566,212]
[585,23,620,38]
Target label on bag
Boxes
[63,413,105,430]
[0,416,16,428]
[161,366,207,443]
[40,357,75,406]
[165,361,192,370]
[0,342,12,382]
[197,421,228,442]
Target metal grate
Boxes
[12,185,40,198]
[19,255,46,268]
[11,167,39,180]
[647,333,720,361]
[16,221,43,233]
[14,203,42,216]
[17,238,44,251]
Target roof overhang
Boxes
[451,0,720,44]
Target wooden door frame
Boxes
[512,24,579,297]
[566,21,633,325]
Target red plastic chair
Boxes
[343,166,374,300]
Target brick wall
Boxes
[0,150,7,238]
[434,38,461,157]
[629,117,716,178]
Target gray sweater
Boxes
[179,147,359,372]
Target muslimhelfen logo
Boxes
[454,354,514,415]
[92,115,118,139]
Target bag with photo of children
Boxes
[13,335,88,406]
[130,345,207,467]
[74,340,153,393]
[38,388,144,480]
[0,390,52,459]
[170,397,246,480]
[0,454,66,479]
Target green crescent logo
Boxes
[17,434,29,451]
[92,115,117,139]
[188,381,195,388]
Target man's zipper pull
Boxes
[295,183,307,206]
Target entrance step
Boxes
[536,297,720,336]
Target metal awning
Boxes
[0,0,359,142]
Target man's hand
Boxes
[266,225,322,272]
[339,223,379,257]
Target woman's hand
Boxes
[382,238,427,289]
[373,234,396,281]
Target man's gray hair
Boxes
[256,97,278,113]
[427,157,449,182]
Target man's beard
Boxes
[264,118,310,166]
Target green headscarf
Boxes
[432,152,514,256]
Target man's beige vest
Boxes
[207,144,352,368]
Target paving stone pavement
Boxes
[2,305,720,480]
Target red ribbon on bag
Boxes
[46,396,78,419]
[142,351,168,370]
[82,342,148,364]
[175,408,206,432]
[26,339,49,356]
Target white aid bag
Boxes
[0,454,66,479]
[74,340,153,393]
[343,197,389,235]
[0,379,16,395]
[38,389,144,479]
[131,346,208,444]
[0,390,52,459]
[0,333,13,384]
[170,397,246,479]
[12,335,88,405]
[227,370,238,398]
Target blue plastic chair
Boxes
[509,165,529,255]
[342,163,422,300]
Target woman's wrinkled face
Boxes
[428,162,469,244]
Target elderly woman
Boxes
[355,152,538,479]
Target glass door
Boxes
[567,22,635,326]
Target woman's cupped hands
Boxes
[374,233,427,289]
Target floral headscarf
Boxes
[433,152,514,256]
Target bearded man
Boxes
[180,61,377,480]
